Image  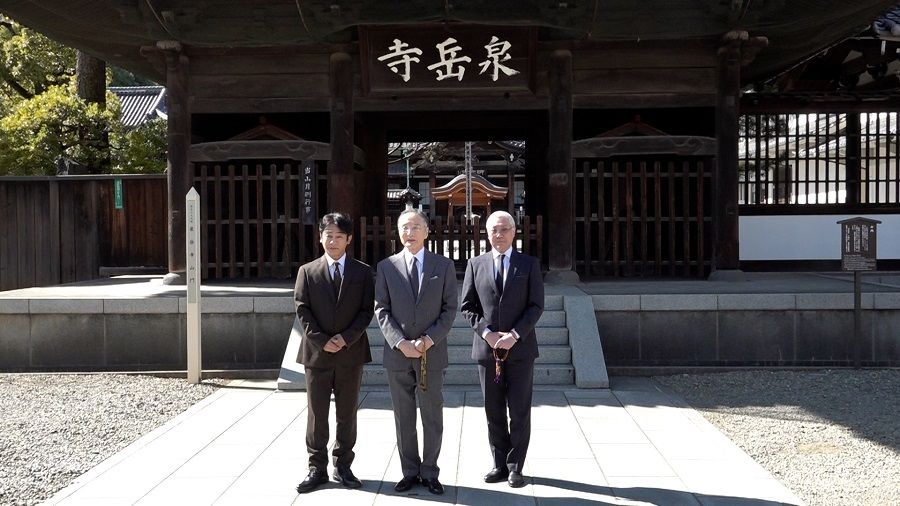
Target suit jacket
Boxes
[294,255,375,368]
[375,249,458,371]
[460,250,544,364]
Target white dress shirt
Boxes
[403,248,425,293]
[325,253,346,281]
[483,247,520,341]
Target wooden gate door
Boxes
[189,140,332,279]
[573,136,716,278]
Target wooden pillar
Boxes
[159,41,190,284]
[359,114,388,218]
[328,52,357,219]
[507,161,515,215]
[546,49,578,282]
[525,123,548,220]
[714,33,743,272]
[429,170,437,215]
[845,112,862,205]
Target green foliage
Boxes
[0,15,166,175]
[0,84,167,176]
[110,66,158,87]
[112,118,168,174]
[0,84,114,175]
[0,15,75,108]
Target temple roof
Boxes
[3,1,897,84]
[109,86,166,127]
[432,173,508,201]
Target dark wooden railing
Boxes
[193,160,325,279]
[575,157,713,278]
[190,154,545,278]
[0,175,167,291]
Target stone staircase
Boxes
[361,294,574,386]
[278,290,610,390]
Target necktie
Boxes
[495,254,505,296]
[333,262,342,298]
[410,257,419,301]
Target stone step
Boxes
[365,327,569,346]
[368,344,572,365]
[366,310,567,329]
[361,364,575,386]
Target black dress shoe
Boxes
[332,467,362,489]
[483,467,509,483]
[423,477,444,495]
[394,475,420,492]
[296,468,328,493]
[508,470,526,488]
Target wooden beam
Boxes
[160,41,190,282]
[546,49,577,281]
[742,96,900,114]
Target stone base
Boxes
[544,269,580,284]
[707,269,747,282]
[161,272,186,286]
[276,316,306,391]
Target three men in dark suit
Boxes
[375,209,458,495]
[294,213,375,494]
[460,210,545,488]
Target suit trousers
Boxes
[304,363,364,471]
[477,359,534,473]
[386,364,445,479]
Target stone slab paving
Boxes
[43,378,802,506]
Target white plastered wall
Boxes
[740,214,900,260]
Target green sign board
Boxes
[114,178,123,209]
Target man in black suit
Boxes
[460,210,544,488]
[294,213,374,494]
[375,209,458,495]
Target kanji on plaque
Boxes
[377,39,423,82]
[301,161,317,225]
[479,36,520,81]
[363,25,533,93]
[426,37,472,81]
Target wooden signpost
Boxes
[838,217,880,368]
[186,188,202,384]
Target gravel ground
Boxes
[656,370,900,506]
[0,374,223,506]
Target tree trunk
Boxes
[76,50,110,174]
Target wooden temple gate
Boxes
[573,136,716,278]
[189,139,542,278]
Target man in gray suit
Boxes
[460,210,544,488]
[375,209,458,495]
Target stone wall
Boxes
[595,293,900,366]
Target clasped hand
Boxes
[398,336,432,358]
[323,334,347,353]
[485,331,516,350]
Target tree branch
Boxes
[0,19,18,35]
[0,65,34,99]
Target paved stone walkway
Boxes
[44,378,801,505]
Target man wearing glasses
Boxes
[374,209,458,495]
[460,210,544,488]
